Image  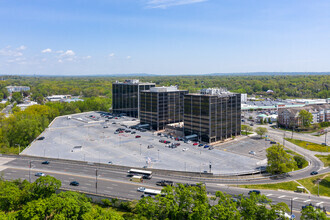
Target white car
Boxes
[137,187,146,192]
[249,151,256,155]
[35,172,46,177]
[182,148,189,152]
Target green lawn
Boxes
[284,138,329,152]
[237,174,330,197]
[237,181,300,191]
[315,154,330,167]
[297,174,330,197]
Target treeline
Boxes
[0,176,326,219]
[0,176,124,219]
[0,75,329,100]
[0,97,111,154]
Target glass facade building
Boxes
[184,89,241,143]
[140,87,188,131]
[112,80,155,118]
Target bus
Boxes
[142,189,165,197]
[127,169,152,179]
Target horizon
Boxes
[1,0,330,75]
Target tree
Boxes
[31,176,61,199]
[301,205,327,220]
[255,127,268,138]
[268,118,272,124]
[294,155,308,169]
[11,92,23,104]
[241,125,253,135]
[266,144,297,175]
[299,110,313,128]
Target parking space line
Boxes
[278,195,285,198]
[316,202,324,206]
[292,197,299,200]
[304,199,311,203]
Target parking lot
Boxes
[22,112,265,175]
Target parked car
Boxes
[208,146,214,150]
[204,145,210,148]
[35,172,46,177]
[174,143,180,146]
[310,171,318,175]
[248,190,260,195]
[199,144,204,147]
[41,161,50,165]
[182,148,189,151]
[114,131,119,134]
[70,181,79,186]
[270,141,276,144]
[148,145,154,149]
[193,143,198,146]
[131,131,136,134]
[37,136,45,140]
[112,122,116,124]
[135,135,141,138]
[103,126,108,128]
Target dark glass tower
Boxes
[184,88,241,143]
[112,79,155,118]
[140,86,188,131]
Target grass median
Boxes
[284,138,329,152]
[236,174,330,197]
[315,154,330,167]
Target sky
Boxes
[0,0,330,75]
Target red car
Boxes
[193,143,198,146]
[135,135,141,138]
[119,130,124,133]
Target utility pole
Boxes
[95,169,98,194]
[209,162,212,173]
[290,198,293,216]
[29,161,31,183]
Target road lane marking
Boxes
[316,202,324,206]
[304,199,311,203]
[266,194,273,196]
[278,195,286,198]
[292,197,299,200]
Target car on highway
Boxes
[249,151,256,155]
[135,135,141,138]
[37,136,45,140]
[41,161,50,165]
[248,190,260,195]
[137,187,146,192]
[156,180,174,186]
[70,181,79,186]
[310,171,318,175]
[35,172,46,177]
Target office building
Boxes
[6,86,30,93]
[140,86,188,130]
[112,79,155,118]
[184,88,241,143]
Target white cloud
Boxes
[56,50,64,54]
[126,56,131,59]
[83,55,92,59]
[41,48,52,53]
[17,45,27,51]
[146,0,207,8]
[0,46,24,57]
[64,50,75,56]
[58,59,63,63]
[109,53,115,57]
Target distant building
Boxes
[241,93,247,102]
[266,90,274,93]
[278,104,330,128]
[6,86,30,93]
[140,86,188,131]
[184,88,241,143]
[17,101,38,110]
[112,79,155,118]
[46,95,72,102]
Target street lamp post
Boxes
[95,169,98,194]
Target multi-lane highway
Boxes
[0,155,329,217]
